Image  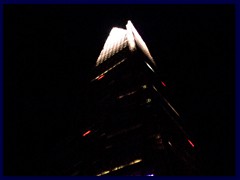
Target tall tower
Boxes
[82,20,198,176]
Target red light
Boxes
[161,81,166,87]
[97,74,105,80]
[82,130,91,137]
[188,139,195,148]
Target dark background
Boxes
[4,5,235,175]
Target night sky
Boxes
[4,5,235,175]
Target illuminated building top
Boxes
[96,20,156,67]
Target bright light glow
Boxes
[145,62,154,72]
[146,98,152,103]
[142,85,147,89]
[126,23,136,51]
[97,74,105,80]
[118,95,124,99]
[146,174,154,176]
[104,28,127,49]
[82,130,91,137]
[168,141,172,146]
[188,139,195,148]
[96,159,142,176]
[161,81,166,87]
[96,20,157,67]
[129,159,142,165]
[126,20,156,66]
[113,165,124,171]
[97,170,110,176]
[96,27,127,66]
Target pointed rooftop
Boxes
[96,20,156,67]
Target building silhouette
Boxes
[5,5,234,176]
[71,20,198,176]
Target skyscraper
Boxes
[5,5,234,175]
[78,20,198,176]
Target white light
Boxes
[96,159,142,176]
[126,23,136,51]
[146,98,152,103]
[167,102,180,117]
[126,20,156,66]
[145,62,154,72]
[104,28,127,49]
[152,85,158,92]
[96,27,127,66]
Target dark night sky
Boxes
[4,5,235,175]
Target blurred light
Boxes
[146,98,152,103]
[127,91,136,96]
[113,165,124,171]
[152,85,158,92]
[127,20,156,66]
[142,85,147,89]
[104,28,126,49]
[129,159,142,165]
[161,81,166,87]
[93,58,126,81]
[146,174,154,176]
[145,62,154,72]
[164,98,180,117]
[117,90,136,99]
[97,74,105,80]
[188,139,195,148]
[168,141,172,146]
[96,159,142,176]
[97,170,110,176]
[126,22,136,51]
[82,130,91,137]
[118,95,124,99]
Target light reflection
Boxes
[161,81,166,87]
[152,85,180,117]
[126,22,136,51]
[163,97,180,117]
[145,62,154,72]
[168,141,172,147]
[97,74,105,80]
[188,139,195,148]
[96,27,127,66]
[152,85,158,92]
[92,58,126,82]
[118,95,124,99]
[96,159,142,176]
[129,159,142,165]
[117,90,136,99]
[142,85,147,89]
[82,130,91,137]
[146,98,152,103]
[98,170,110,176]
[126,20,156,66]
